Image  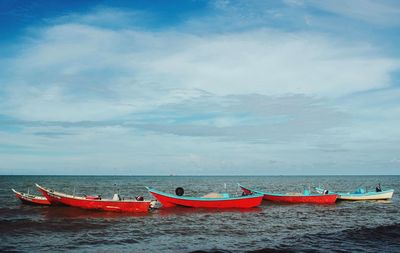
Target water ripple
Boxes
[0,175,399,252]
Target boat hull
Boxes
[12,189,50,205]
[147,188,263,208]
[240,185,337,204]
[315,187,394,201]
[262,193,337,204]
[338,191,393,200]
[36,184,151,212]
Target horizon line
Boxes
[1,174,399,176]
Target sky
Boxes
[0,0,400,175]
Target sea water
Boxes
[0,175,399,252]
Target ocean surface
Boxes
[0,175,399,253]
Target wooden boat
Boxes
[315,187,394,201]
[239,184,338,204]
[146,187,263,208]
[12,188,50,205]
[36,184,152,212]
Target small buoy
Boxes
[175,187,184,196]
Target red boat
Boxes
[36,184,152,212]
[12,188,50,205]
[239,184,338,204]
[146,187,263,208]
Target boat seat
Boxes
[85,195,101,200]
[286,192,303,196]
[202,192,227,198]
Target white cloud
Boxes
[1,9,399,122]
[1,7,400,174]
[52,7,148,28]
[309,0,400,26]
[145,30,398,96]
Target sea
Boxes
[0,175,399,253]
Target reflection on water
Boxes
[154,205,262,217]
[41,206,150,219]
[0,175,399,252]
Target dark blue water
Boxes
[0,175,399,252]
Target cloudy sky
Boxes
[0,0,399,175]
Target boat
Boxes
[146,187,263,208]
[36,184,152,212]
[12,188,50,205]
[315,187,394,201]
[239,184,338,204]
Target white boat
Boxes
[315,187,394,201]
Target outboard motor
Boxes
[175,187,184,196]
[112,193,121,201]
[376,183,382,192]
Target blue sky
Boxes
[1,0,400,175]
